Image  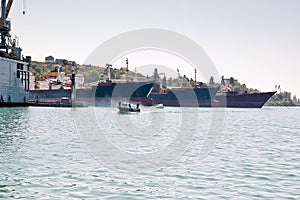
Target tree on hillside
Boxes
[229,77,235,85]
[84,70,100,83]
[292,95,297,104]
[167,77,173,85]
[267,91,295,106]
[221,76,225,85]
[162,76,167,88]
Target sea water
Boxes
[0,106,299,199]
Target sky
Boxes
[8,0,300,97]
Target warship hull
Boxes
[213,91,276,108]
[148,86,219,107]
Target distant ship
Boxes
[213,91,276,108]
[0,0,31,107]
[30,79,154,106]
[30,87,70,102]
[30,60,154,106]
[145,70,276,108]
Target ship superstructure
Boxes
[0,0,31,106]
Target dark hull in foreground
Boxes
[213,91,276,108]
[75,81,154,106]
[148,87,219,107]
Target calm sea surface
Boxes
[0,106,299,199]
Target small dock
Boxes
[0,102,29,107]
[28,97,87,108]
[29,101,72,107]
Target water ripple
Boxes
[0,107,299,199]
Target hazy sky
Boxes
[9,0,300,97]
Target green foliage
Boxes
[162,76,167,88]
[214,75,297,106]
[267,91,295,106]
[83,69,100,83]
[167,77,182,87]
[30,60,148,85]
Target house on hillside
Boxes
[45,55,54,63]
[55,59,68,65]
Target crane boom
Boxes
[6,0,13,18]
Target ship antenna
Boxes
[126,58,129,82]
[23,0,26,15]
[194,68,197,83]
[177,68,183,87]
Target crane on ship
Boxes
[0,0,26,59]
[0,0,12,49]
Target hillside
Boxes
[30,60,146,83]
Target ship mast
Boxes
[194,68,197,83]
[106,63,112,80]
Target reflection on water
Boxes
[0,107,30,155]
